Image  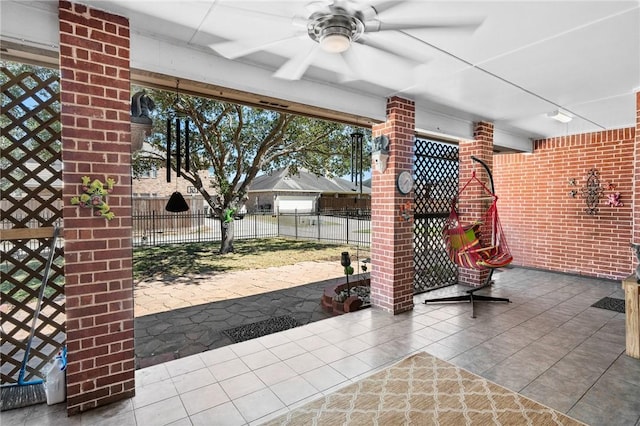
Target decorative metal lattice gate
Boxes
[1,65,65,384]
[413,138,459,294]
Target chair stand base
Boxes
[423,270,510,318]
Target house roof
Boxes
[248,168,371,195]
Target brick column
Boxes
[59,1,134,415]
[371,97,415,314]
[457,122,494,286]
[634,91,640,247]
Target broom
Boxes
[1,226,59,411]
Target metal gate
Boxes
[413,138,459,294]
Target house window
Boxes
[139,166,158,179]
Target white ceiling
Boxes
[2,1,639,151]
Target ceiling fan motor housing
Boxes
[307,9,365,51]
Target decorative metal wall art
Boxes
[605,183,623,207]
[580,168,604,215]
[568,178,577,198]
[70,176,116,219]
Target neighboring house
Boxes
[246,168,371,214]
[132,166,212,213]
[132,166,213,198]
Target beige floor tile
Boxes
[179,382,229,416]
[301,364,349,392]
[199,345,238,366]
[189,401,246,426]
[232,388,286,423]
[219,371,267,400]
[171,367,216,394]
[208,358,250,382]
[134,395,188,426]
[241,349,280,370]
[284,352,324,374]
[165,355,207,378]
[253,361,299,387]
[132,378,178,409]
[270,376,319,406]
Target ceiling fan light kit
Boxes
[308,9,364,53]
[320,29,351,53]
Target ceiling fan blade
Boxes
[339,48,367,81]
[355,34,427,64]
[343,42,418,90]
[273,45,321,80]
[368,1,406,16]
[210,33,305,59]
[368,19,483,33]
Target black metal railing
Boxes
[132,210,371,248]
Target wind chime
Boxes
[165,80,191,213]
[350,131,364,195]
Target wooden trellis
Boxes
[1,65,65,384]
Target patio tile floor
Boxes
[4,267,640,425]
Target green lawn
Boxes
[1,238,369,295]
[133,238,368,281]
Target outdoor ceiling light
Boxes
[309,12,363,54]
[547,109,573,123]
[319,28,351,53]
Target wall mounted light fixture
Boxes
[371,135,389,173]
[547,109,573,123]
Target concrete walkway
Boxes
[134,261,366,368]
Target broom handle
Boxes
[19,225,59,382]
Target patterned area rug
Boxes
[591,297,625,313]
[264,352,585,425]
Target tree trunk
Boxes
[220,218,234,254]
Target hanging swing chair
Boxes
[424,156,512,317]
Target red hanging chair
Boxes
[424,157,511,318]
[444,171,513,270]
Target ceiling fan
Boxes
[209,0,480,82]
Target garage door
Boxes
[278,197,314,213]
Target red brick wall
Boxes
[133,168,211,197]
[457,122,494,286]
[634,92,640,245]
[59,1,135,415]
[494,127,635,280]
[371,97,415,314]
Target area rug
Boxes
[591,297,625,313]
[222,315,300,343]
[263,352,585,425]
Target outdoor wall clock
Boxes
[397,171,414,194]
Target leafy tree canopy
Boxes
[133,87,370,253]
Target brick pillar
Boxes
[634,91,640,247]
[371,97,415,314]
[59,1,134,415]
[457,122,494,287]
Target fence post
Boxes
[317,211,321,242]
[346,211,349,245]
[253,213,257,239]
[294,209,298,240]
[152,211,156,246]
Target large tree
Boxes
[134,88,369,253]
